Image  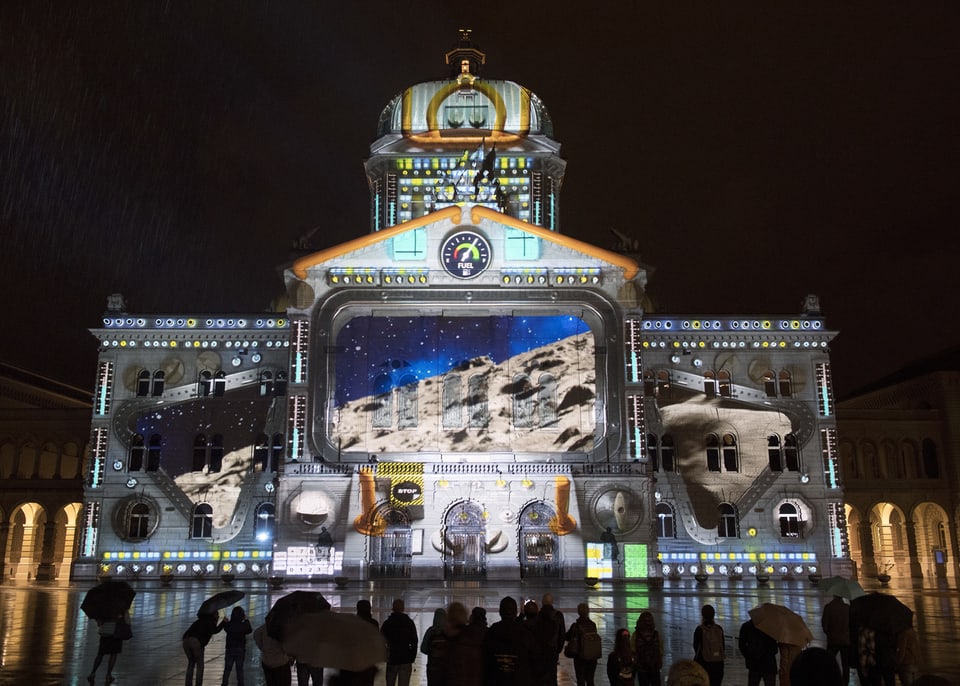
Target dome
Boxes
[376,79,555,141]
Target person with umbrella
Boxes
[738,617,777,686]
[183,610,223,686]
[746,603,813,686]
[219,606,253,686]
[86,608,132,685]
[851,593,913,686]
[821,594,852,685]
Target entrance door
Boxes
[520,501,561,578]
[443,501,486,579]
[369,508,412,579]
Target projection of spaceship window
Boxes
[191,503,213,539]
[656,502,675,538]
[718,503,739,538]
[330,314,596,453]
[703,370,716,397]
[146,434,161,472]
[129,434,145,472]
[128,503,150,539]
[661,435,676,472]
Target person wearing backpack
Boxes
[693,604,725,686]
[565,603,600,686]
[633,611,663,686]
[738,618,777,686]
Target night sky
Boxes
[3,3,958,399]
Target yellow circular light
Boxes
[748,527,757,537]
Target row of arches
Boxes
[840,438,940,481]
[135,369,288,398]
[644,369,794,399]
[0,501,83,581]
[118,500,275,542]
[655,501,804,539]
[0,440,84,480]
[127,432,283,473]
[646,432,803,473]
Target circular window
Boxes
[591,487,643,534]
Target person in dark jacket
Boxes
[606,628,637,686]
[381,598,418,686]
[219,606,253,686]
[421,607,448,686]
[693,604,725,686]
[565,603,599,686]
[482,596,534,686]
[337,600,379,686]
[738,618,777,686]
[183,612,223,686]
[633,611,664,686]
[539,593,566,686]
[821,596,851,685]
[442,601,486,686]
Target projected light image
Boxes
[330,314,599,453]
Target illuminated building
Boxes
[77,33,850,582]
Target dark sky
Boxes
[3,3,959,398]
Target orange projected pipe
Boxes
[549,474,577,535]
[354,468,385,536]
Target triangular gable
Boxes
[290,204,639,280]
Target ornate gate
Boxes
[443,500,486,579]
[519,501,561,578]
[369,508,412,579]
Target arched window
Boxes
[718,503,739,538]
[763,370,777,397]
[442,374,462,428]
[513,374,534,428]
[779,503,801,537]
[778,370,792,398]
[275,371,288,397]
[784,433,801,472]
[193,434,208,472]
[151,370,165,396]
[722,433,739,472]
[198,371,213,397]
[768,435,783,472]
[397,374,418,429]
[922,438,940,478]
[656,503,675,538]
[129,434,145,472]
[270,433,284,470]
[209,434,224,473]
[259,371,274,397]
[646,433,659,471]
[706,434,721,472]
[539,373,558,427]
[191,503,213,539]
[146,434,162,472]
[467,374,489,428]
[128,503,150,539]
[661,434,676,472]
[900,440,919,479]
[643,371,655,396]
[718,370,732,398]
[253,434,269,472]
[213,371,227,397]
[703,371,717,397]
[656,371,670,398]
[255,502,276,542]
[136,370,151,397]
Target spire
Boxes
[445,29,485,80]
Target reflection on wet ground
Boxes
[0,576,956,685]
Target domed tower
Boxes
[366,30,566,235]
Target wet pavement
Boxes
[0,575,956,685]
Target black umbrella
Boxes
[81,580,136,621]
[266,591,331,640]
[850,592,914,635]
[197,590,246,617]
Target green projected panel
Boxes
[623,543,648,578]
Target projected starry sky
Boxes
[334,314,591,405]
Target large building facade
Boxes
[76,35,850,582]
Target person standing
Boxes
[738,618,777,686]
[566,603,600,686]
[87,609,132,685]
[421,607,448,686]
[605,628,636,686]
[442,601,485,686]
[338,600,379,686]
[316,526,334,558]
[220,606,253,686]
[482,596,534,686]
[381,598,419,686]
[183,611,223,686]
[600,527,619,566]
[633,611,663,686]
[539,593,566,686]
[821,595,851,685]
[693,604,725,686]
[253,623,292,686]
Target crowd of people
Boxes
[85,589,952,686]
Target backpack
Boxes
[634,631,662,671]
[699,624,725,663]
[579,627,602,661]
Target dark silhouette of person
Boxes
[87,610,131,684]
[739,618,777,686]
[220,606,253,686]
[482,596,534,686]
[183,612,223,686]
[381,598,419,686]
[600,527,619,562]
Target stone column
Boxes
[0,522,8,584]
[903,519,924,578]
[35,521,58,581]
[858,520,878,577]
